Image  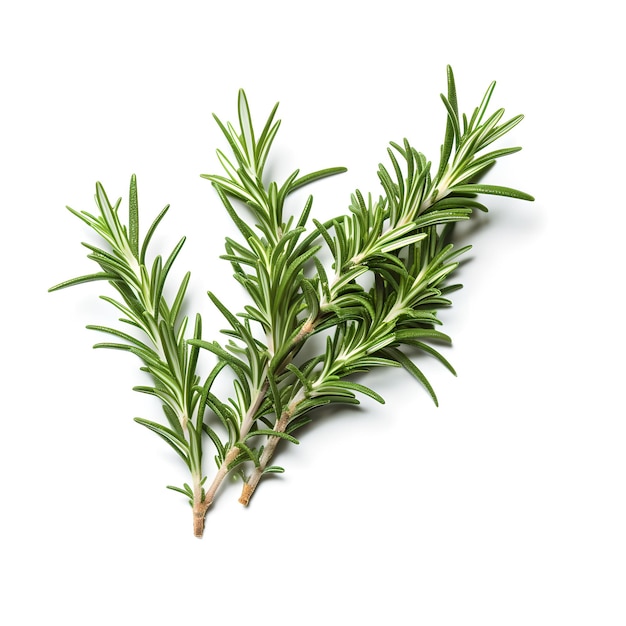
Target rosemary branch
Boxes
[49,175,211,536]
[200,67,533,511]
[50,66,533,537]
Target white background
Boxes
[1,1,624,624]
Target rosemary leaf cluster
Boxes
[50,67,533,537]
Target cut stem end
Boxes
[239,483,253,506]
[193,510,206,537]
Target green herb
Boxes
[50,66,533,537]
[49,176,210,534]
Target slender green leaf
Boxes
[134,417,190,466]
[140,204,170,265]
[129,174,139,259]
[451,184,534,201]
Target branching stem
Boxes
[51,68,533,538]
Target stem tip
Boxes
[239,483,253,506]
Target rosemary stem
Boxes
[193,376,270,534]
[192,471,205,538]
[239,409,291,506]
[240,376,270,438]
[205,446,240,504]
[192,446,240,536]
[198,284,322,525]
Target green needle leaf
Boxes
[134,418,191,467]
[48,272,118,291]
[451,184,535,201]
[129,174,139,259]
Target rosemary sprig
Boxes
[48,176,212,535]
[199,66,533,509]
[188,92,348,524]
[50,66,533,537]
